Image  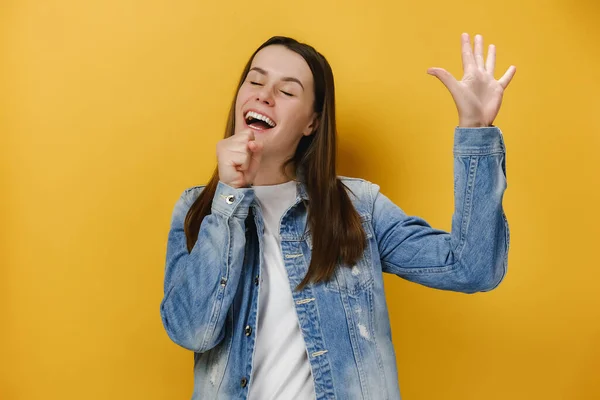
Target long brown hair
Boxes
[184,36,366,291]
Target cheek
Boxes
[233,90,249,134]
[283,103,312,130]
[234,90,244,113]
[235,87,252,112]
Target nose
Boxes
[255,86,274,106]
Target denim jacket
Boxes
[160,126,510,399]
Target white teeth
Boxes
[245,111,276,127]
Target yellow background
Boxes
[2,0,599,399]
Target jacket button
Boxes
[225,195,235,204]
[240,377,248,388]
[245,325,252,336]
[254,276,259,285]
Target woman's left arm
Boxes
[372,125,509,293]
[372,33,516,293]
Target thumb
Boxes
[427,67,459,94]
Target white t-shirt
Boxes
[247,180,316,400]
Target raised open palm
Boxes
[427,33,516,127]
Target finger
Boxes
[248,140,263,161]
[240,132,262,171]
[248,140,259,153]
[236,129,255,142]
[231,130,256,168]
[246,141,263,184]
[485,44,496,76]
[427,67,460,94]
[238,149,251,172]
[236,137,255,171]
[498,65,517,89]
[474,34,485,70]
[461,32,475,71]
[230,149,249,170]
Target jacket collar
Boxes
[296,180,309,202]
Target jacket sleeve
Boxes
[371,126,510,293]
[160,181,255,351]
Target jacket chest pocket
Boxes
[304,219,374,295]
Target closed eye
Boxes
[250,81,263,86]
[281,90,293,97]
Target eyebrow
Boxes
[249,67,305,91]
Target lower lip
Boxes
[244,119,275,132]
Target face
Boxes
[235,45,318,158]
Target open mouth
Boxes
[244,110,277,131]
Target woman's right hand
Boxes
[216,129,264,188]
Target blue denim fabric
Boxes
[160,126,510,399]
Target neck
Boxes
[252,157,296,186]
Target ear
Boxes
[303,113,320,137]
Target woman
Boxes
[160,34,515,399]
